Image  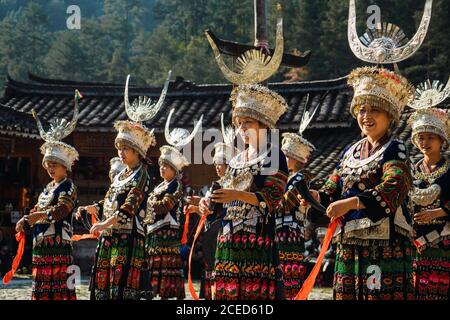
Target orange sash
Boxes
[188,214,207,300]
[295,219,339,300]
[2,232,25,285]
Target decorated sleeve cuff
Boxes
[114,210,133,226]
[358,189,392,222]
[93,201,103,219]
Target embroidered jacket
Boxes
[275,170,310,236]
[145,178,184,234]
[319,136,413,245]
[408,157,450,250]
[32,178,77,247]
[95,163,150,237]
[219,144,288,236]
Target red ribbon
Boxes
[188,214,207,300]
[181,206,191,245]
[2,232,25,285]
[295,219,339,300]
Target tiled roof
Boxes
[1,73,353,132]
[0,105,42,139]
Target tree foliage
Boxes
[0,0,448,93]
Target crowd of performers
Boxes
[5,2,449,301]
[7,64,448,301]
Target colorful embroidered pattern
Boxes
[373,160,412,213]
[413,241,450,300]
[255,170,288,213]
[277,228,306,299]
[90,233,152,300]
[31,236,76,300]
[147,228,185,299]
[213,231,280,300]
[333,239,414,300]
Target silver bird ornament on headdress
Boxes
[221,113,237,147]
[348,0,432,64]
[32,89,82,142]
[124,70,172,123]
[298,94,319,139]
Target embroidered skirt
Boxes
[146,227,185,299]
[413,240,450,300]
[213,230,282,300]
[200,269,215,300]
[276,227,306,299]
[90,232,152,300]
[31,236,77,300]
[333,236,414,300]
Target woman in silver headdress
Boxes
[144,109,202,299]
[76,73,170,300]
[199,84,289,300]
[15,92,81,300]
[407,81,450,300]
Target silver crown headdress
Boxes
[281,93,325,163]
[32,90,81,170]
[159,108,203,171]
[408,77,450,149]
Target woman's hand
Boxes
[186,196,201,206]
[198,197,212,216]
[210,188,242,203]
[15,217,26,233]
[326,198,356,222]
[414,208,447,224]
[75,205,97,220]
[298,189,320,207]
[90,221,106,235]
[26,212,47,225]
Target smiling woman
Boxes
[306,67,416,300]
[199,84,289,300]
[407,106,450,300]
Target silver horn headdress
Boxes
[114,71,172,157]
[159,108,203,172]
[124,70,172,122]
[33,90,82,171]
[206,3,284,84]
[348,0,432,64]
